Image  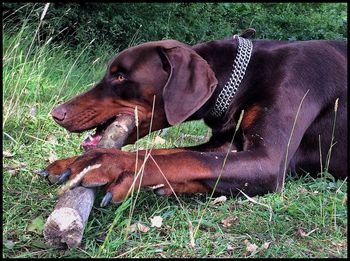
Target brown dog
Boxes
[41,31,347,206]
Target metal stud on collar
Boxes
[210,35,253,118]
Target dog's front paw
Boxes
[38,156,79,184]
[40,148,138,206]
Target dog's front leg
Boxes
[40,147,282,206]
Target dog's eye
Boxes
[115,73,126,83]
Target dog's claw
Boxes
[37,170,49,178]
[100,192,113,207]
[57,169,71,184]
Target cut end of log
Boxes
[44,207,84,249]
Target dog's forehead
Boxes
[108,43,153,70]
[108,40,185,70]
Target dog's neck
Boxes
[209,35,253,118]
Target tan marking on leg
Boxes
[241,105,262,129]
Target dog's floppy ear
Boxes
[159,42,218,125]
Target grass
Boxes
[2,19,347,258]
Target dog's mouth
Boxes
[81,116,118,151]
[80,110,138,151]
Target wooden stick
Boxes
[43,186,96,248]
[44,114,136,248]
[97,113,136,149]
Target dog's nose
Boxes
[50,105,67,121]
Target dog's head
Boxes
[50,40,217,148]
